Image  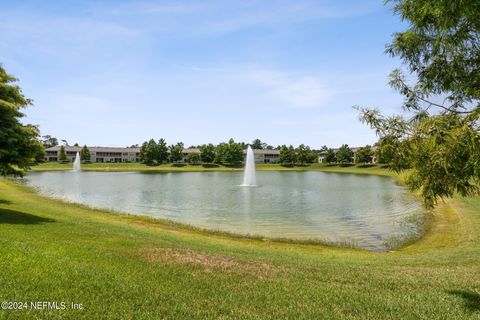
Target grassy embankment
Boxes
[1,166,479,319]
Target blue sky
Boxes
[1,0,407,148]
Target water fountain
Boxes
[73,152,81,172]
[242,146,256,186]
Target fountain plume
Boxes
[242,146,256,186]
[73,152,81,171]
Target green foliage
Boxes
[58,146,67,161]
[375,136,400,164]
[214,139,243,165]
[41,135,58,148]
[139,142,148,163]
[251,139,266,150]
[356,0,480,207]
[279,145,296,165]
[386,0,480,109]
[295,144,308,165]
[0,65,43,175]
[324,148,336,163]
[156,138,169,164]
[229,139,244,165]
[336,144,353,163]
[200,144,216,163]
[186,152,201,164]
[306,149,319,163]
[169,142,184,163]
[139,138,170,165]
[355,145,374,164]
[80,145,91,161]
[33,143,45,162]
[403,113,480,207]
[140,139,158,164]
[214,143,228,164]
[145,139,158,164]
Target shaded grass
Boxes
[0,208,55,225]
[0,172,479,319]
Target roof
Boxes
[244,149,280,155]
[183,148,200,153]
[45,146,140,153]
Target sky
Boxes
[0,0,408,148]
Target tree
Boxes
[336,144,353,163]
[200,144,216,163]
[215,142,228,164]
[139,141,148,163]
[251,139,267,150]
[325,148,336,163]
[140,139,158,164]
[58,146,67,162]
[80,145,91,161]
[156,138,169,164]
[356,0,480,207]
[279,145,296,165]
[61,139,69,146]
[225,139,243,165]
[375,136,400,164]
[0,65,43,175]
[186,152,201,164]
[306,149,319,163]
[295,144,308,165]
[355,145,373,163]
[169,142,184,163]
[41,135,59,148]
[33,143,45,162]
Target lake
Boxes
[25,171,424,250]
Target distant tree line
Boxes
[138,138,246,166]
[277,144,319,166]
[37,134,383,167]
[135,138,329,166]
[321,144,375,164]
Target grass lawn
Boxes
[0,168,479,319]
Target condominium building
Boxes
[44,146,141,163]
[245,149,280,164]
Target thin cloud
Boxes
[90,0,379,36]
[246,69,332,108]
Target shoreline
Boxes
[25,165,423,252]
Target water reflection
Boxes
[25,171,424,250]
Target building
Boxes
[45,146,141,163]
[44,146,281,164]
[244,149,280,164]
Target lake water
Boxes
[25,171,424,250]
